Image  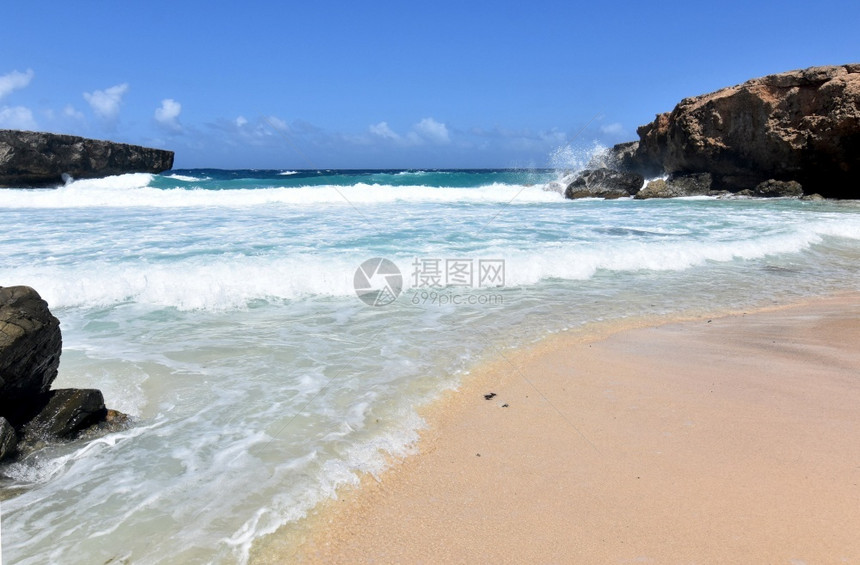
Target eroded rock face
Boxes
[0,130,174,188]
[603,141,663,177]
[635,64,860,197]
[564,168,644,199]
[0,286,62,409]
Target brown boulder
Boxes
[635,64,860,198]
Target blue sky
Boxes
[2,0,858,169]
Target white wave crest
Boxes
[0,177,564,208]
[164,174,211,182]
[6,218,858,311]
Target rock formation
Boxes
[629,64,860,198]
[0,286,61,405]
[0,130,174,188]
[22,389,107,441]
[0,286,126,463]
[564,168,644,199]
[597,141,663,178]
[752,179,804,198]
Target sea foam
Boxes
[3,169,860,565]
[6,216,858,311]
[0,174,564,208]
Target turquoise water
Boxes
[1,169,859,564]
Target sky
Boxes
[2,0,859,169]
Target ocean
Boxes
[1,167,859,564]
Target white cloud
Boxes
[0,69,34,101]
[367,118,452,146]
[413,117,450,144]
[600,122,625,135]
[208,115,293,147]
[83,83,129,121]
[369,121,400,141]
[0,105,38,130]
[63,104,85,120]
[265,115,288,131]
[154,98,182,132]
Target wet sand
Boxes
[255,294,860,563]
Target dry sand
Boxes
[254,294,860,564]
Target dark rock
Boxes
[608,141,640,169]
[801,193,825,201]
[0,130,174,188]
[603,141,664,177]
[666,172,713,195]
[634,64,860,198]
[634,114,671,177]
[565,168,644,199]
[0,287,126,468]
[22,389,107,441]
[0,286,62,414]
[753,179,804,197]
[77,409,132,440]
[635,173,712,199]
[634,179,669,199]
[0,417,17,461]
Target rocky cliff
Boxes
[0,130,174,188]
[632,64,860,198]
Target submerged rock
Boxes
[0,130,174,188]
[564,168,644,199]
[77,409,132,440]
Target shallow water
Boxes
[1,170,859,563]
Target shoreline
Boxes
[252,293,860,563]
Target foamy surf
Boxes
[0,175,563,208]
[2,168,859,565]
[6,217,859,311]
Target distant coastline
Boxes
[0,130,173,188]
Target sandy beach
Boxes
[254,295,860,564]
